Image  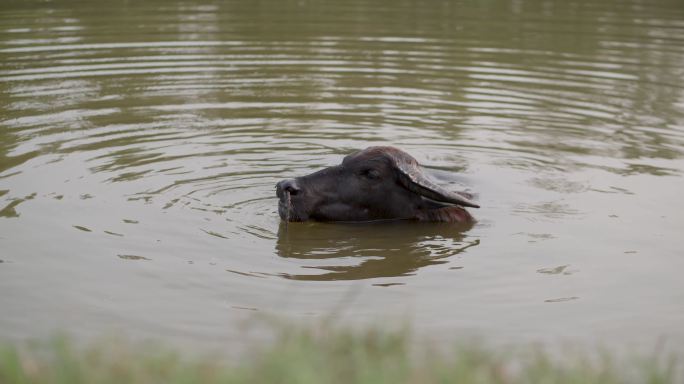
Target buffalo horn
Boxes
[391,156,480,208]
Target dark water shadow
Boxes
[275,220,478,281]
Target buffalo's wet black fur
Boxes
[276,146,479,223]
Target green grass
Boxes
[0,324,679,384]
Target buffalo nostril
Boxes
[277,179,301,197]
[283,181,300,195]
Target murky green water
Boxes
[1,0,684,352]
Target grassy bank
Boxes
[0,325,678,384]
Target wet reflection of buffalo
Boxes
[276,147,479,223]
[275,221,478,281]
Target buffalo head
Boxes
[276,146,479,223]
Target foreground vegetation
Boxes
[0,324,679,384]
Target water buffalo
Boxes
[276,146,479,223]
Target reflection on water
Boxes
[275,221,477,281]
[1,0,684,354]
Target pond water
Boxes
[1,0,684,354]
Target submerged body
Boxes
[276,147,479,223]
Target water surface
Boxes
[1,0,684,353]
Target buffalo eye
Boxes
[359,168,380,180]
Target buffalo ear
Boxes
[389,151,480,208]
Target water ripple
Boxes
[1,0,683,283]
